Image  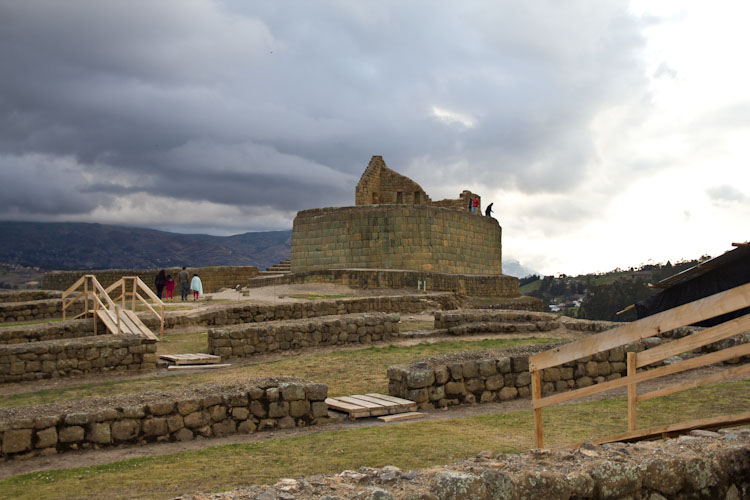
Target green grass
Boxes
[519,280,542,294]
[0,319,63,328]
[1,380,747,500]
[156,331,208,356]
[284,293,352,300]
[0,337,556,408]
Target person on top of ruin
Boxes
[190,273,203,301]
[154,269,167,299]
[467,198,473,212]
[178,266,190,301]
[472,197,479,214]
[485,202,494,217]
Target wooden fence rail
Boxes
[529,282,750,448]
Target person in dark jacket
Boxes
[178,267,190,301]
[154,269,167,300]
[485,202,494,217]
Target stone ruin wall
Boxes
[41,265,260,294]
[208,312,400,359]
[0,378,328,460]
[0,335,157,383]
[291,205,503,276]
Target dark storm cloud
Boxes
[0,0,649,232]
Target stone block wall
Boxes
[291,205,503,275]
[0,335,157,383]
[0,290,61,303]
[0,299,83,324]
[209,313,400,359]
[0,319,94,344]
[434,309,616,334]
[0,378,328,460]
[41,266,260,294]
[247,269,520,297]
[387,339,666,409]
[145,294,444,330]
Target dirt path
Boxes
[1,364,747,479]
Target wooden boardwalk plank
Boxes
[167,364,231,371]
[377,412,425,423]
[325,394,417,419]
[160,353,222,365]
[365,393,417,407]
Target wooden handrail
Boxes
[529,282,750,448]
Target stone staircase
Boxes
[258,259,291,276]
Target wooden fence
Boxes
[529,282,750,448]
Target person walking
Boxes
[154,269,167,300]
[178,267,190,301]
[165,274,175,301]
[485,202,494,217]
[190,273,203,301]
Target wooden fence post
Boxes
[532,369,543,448]
[627,351,637,432]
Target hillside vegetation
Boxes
[520,257,709,321]
[0,221,291,272]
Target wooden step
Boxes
[160,353,222,365]
[326,393,417,420]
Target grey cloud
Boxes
[0,0,649,233]
[706,185,747,204]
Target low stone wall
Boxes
[0,335,157,383]
[142,294,452,331]
[0,290,61,303]
[186,431,750,500]
[41,266,260,294]
[434,309,619,334]
[387,339,665,409]
[0,319,93,344]
[0,299,84,324]
[247,269,520,297]
[472,296,544,312]
[209,313,400,359]
[0,377,328,460]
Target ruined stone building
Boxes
[289,156,519,296]
[355,156,481,212]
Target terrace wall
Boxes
[0,378,327,460]
[209,313,400,359]
[0,299,83,324]
[41,266,260,294]
[0,335,157,383]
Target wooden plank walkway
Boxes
[159,353,222,365]
[325,393,417,420]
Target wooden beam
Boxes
[637,363,750,403]
[532,342,750,409]
[627,352,637,432]
[532,370,543,449]
[589,412,750,445]
[167,364,231,370]
[636,313,750,368]
[377,412,425,422]
[529,282,750,371]
[617,304,635,316]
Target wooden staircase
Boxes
[62,275,163,340]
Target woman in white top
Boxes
[190,274,203,301]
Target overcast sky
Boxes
[1,0,747,275]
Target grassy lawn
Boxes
[0,319,63,328]
[0,338,556,408]
[156,331,208,356]
[1,380,747,500]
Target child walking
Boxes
[165,274,175,301]
[190,273,203,301]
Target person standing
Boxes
[472,197,479,214]
[190,273,203,301]
[154,269,167,300]
[165,274,175,301]
[485,202,494,217]
[178,267,190,301]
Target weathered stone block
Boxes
[35,427,58,449]
[59,426,85,443]
[142,418,168,437]
[112,419,140,441]
[2,429,32,454]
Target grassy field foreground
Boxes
[0,381,747,500]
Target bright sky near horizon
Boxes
[1,1,747,276]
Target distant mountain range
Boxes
[0,221,292,271]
